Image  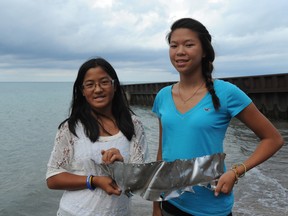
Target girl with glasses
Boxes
[46,57,148,216]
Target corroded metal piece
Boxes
[98,153,226,201]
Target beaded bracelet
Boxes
[86,175,95,190]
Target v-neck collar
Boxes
[169,84,209,116]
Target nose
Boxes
[93,83,103,92]
[176,45,185,56]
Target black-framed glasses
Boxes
[82,79,114,91]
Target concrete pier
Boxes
[123,73,288,120]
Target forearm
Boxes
[47,171,122,196]
[46,172,87,190]
[238,136,283,176]
[215,104,284,196]
[152,201,162,216]
[235,103,284,176]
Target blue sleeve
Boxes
[152,90,161,118]
[226,82,252,117]
[152,86,169,118]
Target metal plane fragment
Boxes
[96,153,226,201]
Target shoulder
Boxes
[214,79,236,90]
[213,79,246,96]
[58,120,82,139]
[214,79,252,115]
[155,85,173,101]
[58,121,70,134]
[131,114,146,139]
[157,85,172,94]
[131,114,144,129]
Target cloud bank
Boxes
[0,0,287,82]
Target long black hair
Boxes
[166,18,220,110]
[60,57,135,142]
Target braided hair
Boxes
[166,18,220,110]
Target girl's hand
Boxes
[214,170,237,196]
[93,176,121,196]
[101,148,124,164]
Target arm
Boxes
[215,103,284,196]
[47,172,121,195]
[153,119,163,216]
[128,115,148,163]
[47,146,122,195]
[46,123,121,195]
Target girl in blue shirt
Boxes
[152,18,284,216]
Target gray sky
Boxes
[1,0,288,83]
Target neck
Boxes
[179,73,205,87]
[179,79,205,89]
[92,110,114,122]
[92,106,113,117]
[93,111,118,136]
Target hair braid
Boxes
[204,62,220,110]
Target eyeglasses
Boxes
[82,79,114,91]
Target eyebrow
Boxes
[170,39,196,43]
[84,77,111,83]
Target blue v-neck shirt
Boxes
[152,79,252,216]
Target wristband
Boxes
[86,175,95,190]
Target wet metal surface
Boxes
[97,153,226,201]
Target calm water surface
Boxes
[0,82,287,216]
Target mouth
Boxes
[175,59,189,67]
[93,95,106,101]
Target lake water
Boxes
[0,82,287,216]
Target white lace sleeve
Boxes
[46,122,74,179]
[128,115,148,163]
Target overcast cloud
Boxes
[0,0,287,82]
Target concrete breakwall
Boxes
[123,73,288,120]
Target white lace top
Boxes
[46,115,148,216]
